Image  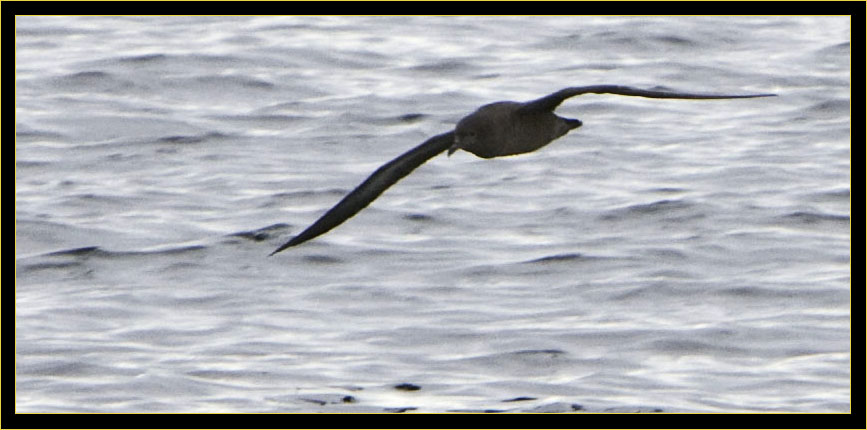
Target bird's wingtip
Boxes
[269,242,293,256]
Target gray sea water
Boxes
[15,16,850,413]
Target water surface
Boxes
[16,16,850,413]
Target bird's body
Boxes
[270,85,774,255]
[452,101,582,158]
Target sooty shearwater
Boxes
[271,85,775,255]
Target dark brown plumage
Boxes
[271,85,774,254]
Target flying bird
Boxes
[270,85,774,255]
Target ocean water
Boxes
[15,16,850,413]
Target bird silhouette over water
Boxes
[270,85,774,255]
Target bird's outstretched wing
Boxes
[519,85,776,113]
[270,130,455,255]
